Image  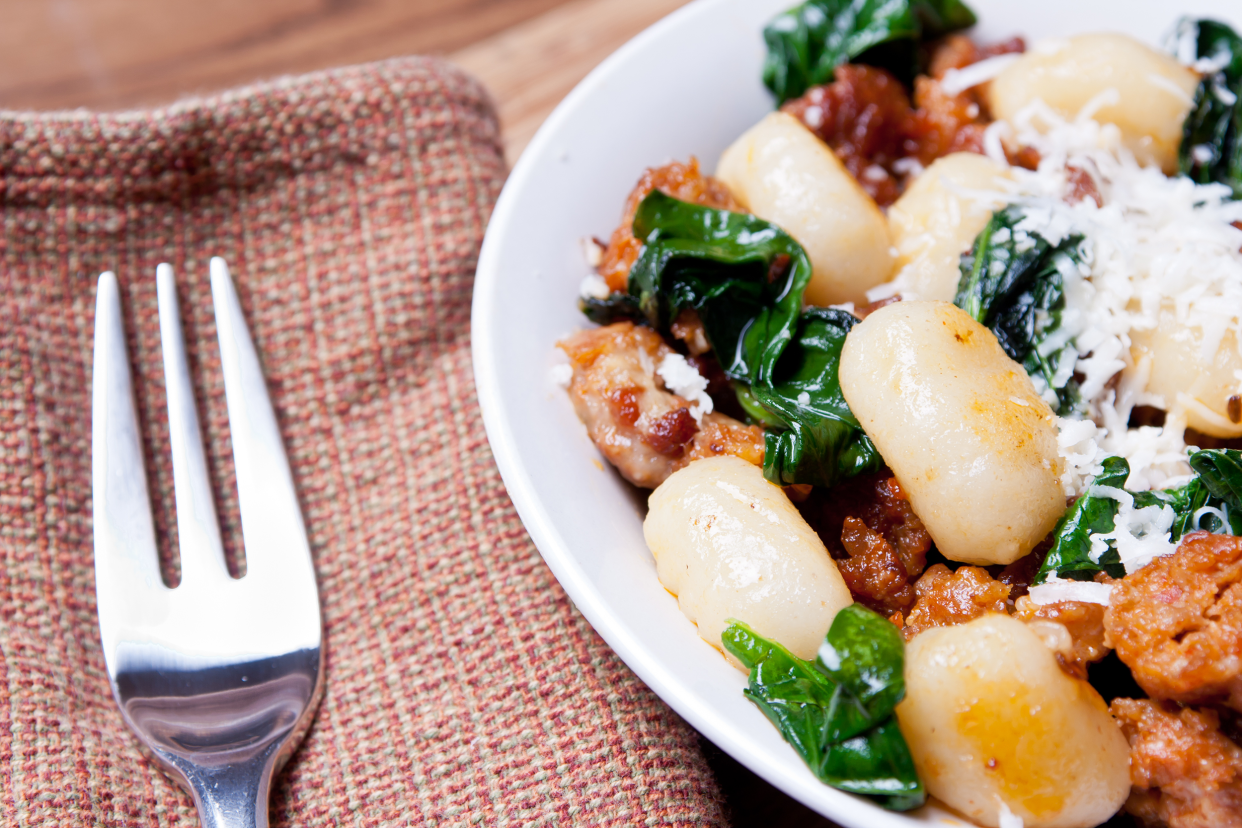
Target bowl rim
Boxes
[471,3,913,824]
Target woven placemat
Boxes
[0,57,727,826]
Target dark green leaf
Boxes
[954,205,1086,416]
[625,192,879,487]
[1189,448,1242,507]
[579,292,644,326]
[755,309,885,486]
[1035,450,1242,584]
[1035,456,1129,584]
[1176,18,1242,198]
[761,0,976,104]
[721,610,922,810]
[816,604,906,719]
[734,384,787,428]
[629,191,811,385]
[722,621,876,746]
[910,0,976,35]
[822,717,925,808]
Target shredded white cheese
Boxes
[580,236,605,268]
[1086,484,1179,573]
[579,273,612,300]
[982,100,1242,494]
[939,53,1021,97]
[1027,571,1112,606]
[657,353,713,423]
[549,363,573,388]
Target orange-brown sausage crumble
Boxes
[780,35,1025,206]
[1106,531,1242,711]
[557,321,762,488]
[1014,597,1110,681]
[798,474,931,613]
[899,563,1010,641]
[1112,698,1242,828]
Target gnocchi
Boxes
[838,301,1064,565]
[896,614,1131,828]
[887,153,1012,302]
[988,33,1199,173]
[1131,312,1242,438]
[643,455,852,664]
[716,111,895,306]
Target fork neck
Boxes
[164,746,279,828]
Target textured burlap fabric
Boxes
[0,58,728,826]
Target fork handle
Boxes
[170,748,279,828]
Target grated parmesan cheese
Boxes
[579,273,612,300]
[580,236,605,268]
[549,363,573,388]
[657,353,714,423]
[940,52,1022,97]
[1027,575,1112,606]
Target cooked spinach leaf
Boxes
[954,204,1085,415]
[1035,456,1129,583]
[814,601,906,717]
[755,309,884,486]
[821,718,924,809]
[1189,448,1242,506]
[1035,450,1242,584]
[762,0,977,104]
[622,191,881,487]
[628,191,811,384]
[722,607,924,810]
[580,292,644,326]
[1176,18,1242,198]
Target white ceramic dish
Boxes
[472,1,1238,824]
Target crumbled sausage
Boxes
[670,308,711,355]
[781,65,912,206]
[900,563,1010,640]
[1014,596,1110,680]
[558,322,762,487]
[779,36,1025,205]
[682,414,764,469]
[836,517,917,614]
[800,474,930,573]
[992,546,1046,600]
[1105,531,1242,710]
[1112,698,1242,828]
[797,473,931,612]
[597,159,742,292]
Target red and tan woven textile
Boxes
[0,58,728,826]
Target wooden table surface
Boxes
[0,1,839,825]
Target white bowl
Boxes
[472,1,1237,824]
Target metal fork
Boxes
[92,258,323,828]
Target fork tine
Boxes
[92,272,165,640]
[209,257,315,581]
[156,264,230,585]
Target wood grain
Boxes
[0,0,575,111]
[449,0,689,163]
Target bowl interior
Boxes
[471,1,1238,824]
